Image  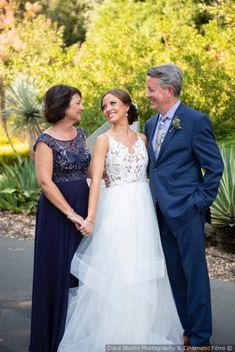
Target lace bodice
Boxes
[105,135,148,186]
[34,128,91,183]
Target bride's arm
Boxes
[80,134,109,236]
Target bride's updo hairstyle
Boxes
[101,89,139,125]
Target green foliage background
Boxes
[1,0,235,139]
[0,0,234,215]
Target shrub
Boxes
[211,146,235,228]
[0,156,40,213]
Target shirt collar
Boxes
[161,100,181,120]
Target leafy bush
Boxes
[211,146,235,228]
[68,0,235,138]
[221,132,235,147]
[0,156,40,213]
[1,0,234,141]
[0,148,29,166]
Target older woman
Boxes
[29,85,90,352]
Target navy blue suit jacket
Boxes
[144,102,224,227]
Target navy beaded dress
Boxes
[29,128,91,352]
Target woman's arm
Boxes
[80,134,109,236]
[35,142,84,227]
[86,164,92,179]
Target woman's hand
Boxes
[67,209,84,229]
[80,218,95,237]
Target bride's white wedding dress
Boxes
[58,134,183,351]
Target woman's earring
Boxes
[125,112,128,117]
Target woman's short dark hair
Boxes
[43,84,82,123]
[101,89,139,125]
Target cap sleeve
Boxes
[77,127,88,141]
[33,134,54,152]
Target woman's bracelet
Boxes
[67,209,75,220]
[86,217,96,224]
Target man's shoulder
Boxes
[180,103,205,120]
[179,104,212,133]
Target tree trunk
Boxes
[0,77,17,153]
[0,76,5,121]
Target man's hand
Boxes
[103,171,110,188]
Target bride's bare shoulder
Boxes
[94,133,109,149]
[138,133,147,144]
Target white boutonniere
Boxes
[169,116,182,132]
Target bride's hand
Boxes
[80,218,94,236]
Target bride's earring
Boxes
[125,112,128,117]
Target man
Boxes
[144,64,224,349]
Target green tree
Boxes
[70,0,235,138]
[0,1,69,147]
[1,0,234,141]
[14,0,104,45]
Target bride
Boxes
[58,89,183,351]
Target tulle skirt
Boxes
[58,181,183,351]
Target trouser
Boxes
[157,205,212,346]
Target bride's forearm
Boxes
[85,134,109,223]
[86,177,101,222]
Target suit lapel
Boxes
[155,102,185,164]
[156,120,176,163]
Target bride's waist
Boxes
[108,179,148,187]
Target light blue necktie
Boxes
[155,116,168,156]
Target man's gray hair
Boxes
[147,64,183,97]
